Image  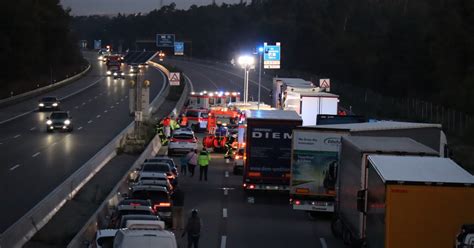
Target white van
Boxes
[113,222,177,248]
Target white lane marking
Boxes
[110,106,114,109]
[13,134,21,138]
[223,208,227,218]
[96,115,101,118]
[121,98,124,101]
[30,127,36,131]
[116,102,119,105]
[88,99,92,102]
[225,171,229,178]
[78,126,83,130]
[0,142,3,145]
[125,95,128,98]
[87,120,93,124]
[32,152,40,157]
[320,238,328,248]
[82,102,86,105]
[94,96,98,99]
[74,106,79,109]
[0,111,32,125]
[224,189,228,196]
[104,110,108,113]
[9,164,21,171]
[220,236,227,248]
[183,74,195,92]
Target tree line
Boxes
[0,0,84,98]
[72,0,474,114]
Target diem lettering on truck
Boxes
[248,127,293,173]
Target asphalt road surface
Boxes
[0,52,165,232]
[159,57,345,248]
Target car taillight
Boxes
[130,203,141,207]
[235,155,241,160]
[248,172,261,177]
[192,138,197,143]
[170,138,177,142]
[242,183,247,188]
[154,202,171,208]
[248,184,256,189]
[295,200,301,205]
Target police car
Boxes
[168,128,198,156]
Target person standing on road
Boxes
[163,116,171,138]
[182,209,202,248]
[180,154,188,176]
[172,187,185,230]
[198,149,211,181]
[187,149,198,177]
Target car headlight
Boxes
[98,56,103,60]
[64,119,71,125]
[121,72,125,76]
[39,103,44,107]
[113,72,118,76]
[52,103,58,107]
[46,120,52,125]
[107,71,111,75]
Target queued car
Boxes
[168,128,198,156]
[38,96,60,111]
[95,229,117,248]
[119,214,162,229]
[113,221,177,248]
[140,162,177,185]
[232,148,245,175]
[137,172,174,193]
[145,156,177,173]
[46,111,73,132]
[113,70,125,79]
[130,185,173,225]
[109,203,155,229]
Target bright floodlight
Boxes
[258,47,264,53]
[237,55,255,67]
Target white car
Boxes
[168,128,198,156]
[95,229,117,248]
[113,221,177,248]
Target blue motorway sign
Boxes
[174,42,184,55]
[263,42,281,69]
[156,34,175,47]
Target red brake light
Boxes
[249,184,256,189]
[170,138,177,142]
[248,172,261,177]
[156,202,171,207]
[295,200,301,205]
[130,203,141,207]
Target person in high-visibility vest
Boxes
[163,116,171,138]
[198,149,211,181]
[179,114,188,127]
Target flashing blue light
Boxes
[258,47,264,53]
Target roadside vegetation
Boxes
[0,0,85,99]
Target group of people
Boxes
[180,149,211,181]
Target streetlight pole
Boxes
[237,55,255,104]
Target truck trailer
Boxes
[333,136,439,246]
[289,122,444,213]
[243,110,302,191]
[337,154,474,247]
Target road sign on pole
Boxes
[169,72,180,86]
[319,78,331,92]
[156,34,175,47]
[174,42,184,55]
[263,42,281,69]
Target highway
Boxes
[0,52,165,232]
[160,57,345,248]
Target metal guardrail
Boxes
[0,64,169,248]
[66,64,190,248]
[0,63,91,107]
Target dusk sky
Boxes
[61,0,244,16]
